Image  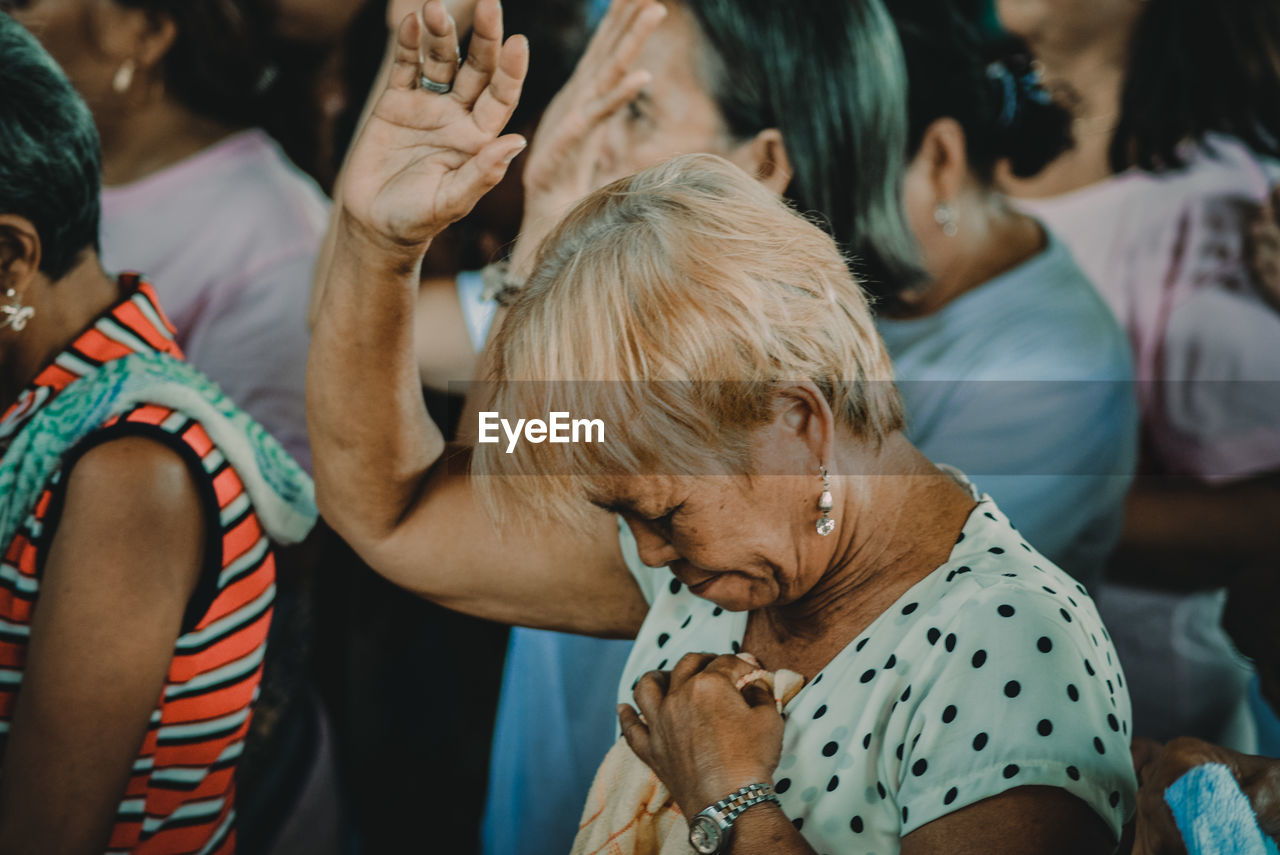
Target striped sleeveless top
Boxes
[0,277,275,854]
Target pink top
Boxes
[100,129,328,471]
[1019,134,1280,484]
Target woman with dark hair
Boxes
[0,12,314,853]
[998,0,1280,747]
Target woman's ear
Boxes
[730,128,794,195]
[915,117,969,204]
[0,215,43,299]
[758,381,834,476]
[94,3,178,83]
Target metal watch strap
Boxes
[714,782,780,825]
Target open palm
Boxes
[343,0,528,252]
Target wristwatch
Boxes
[687,782,781,854]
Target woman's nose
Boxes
[628,521,680,568]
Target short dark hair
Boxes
[113,0,275,128]
[1113,0,1280,172]
[676,0,927,300]
[0,11,101,280]
[889,0,1073,183]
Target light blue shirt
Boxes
[476,232,1138,853]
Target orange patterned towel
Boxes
[571,656,804,855]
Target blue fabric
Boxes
[876,233,1137,592]
[476,234,1137,851]
[1165,763,1280,855]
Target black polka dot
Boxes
[943,787,958,805]
[902,602,919,615]
[731,641,741,654]
[902,806,909,823]
[711,606,723,616]
[657,633,670,648]
[792,817,803,831]
[1042,586,1057,595]
[812,673,823,686]
[956,566,972,576]
[1037,636,1053,653]
[973,732,988,751]
[1093,737,1106,755]
[1123,721,1128,736]
[1059,608,1073,623]
[1037,719,1053,736]
[942,704,957,723]
[1067,684,1079,702]
[1109,791,1120,808]
[1004,680,1021,698]
[850,815,864,834]
[956,531,966,543]
[776,778,792,793]
[862,733,872,749]
[822,741,838,757]
[1003,764,1020,779]
[827,775,840,792]
[927,628,941,645]
[680,615,691,629]
[912,733,922,748]
[983,512,997,520]
[895,742,904,760]
[997,604,1015,617]
[1084,659,1095,676]
[860,669,876,684]
[1021,542,1032,551]
[1107,713,1119,732]
[912,759,928,777]
[900,686,912,703]
[1106,679,1114,694]
[945,633,957,652]
[855,638,869,652]
[885,655,897,669]
[669,579,681,595]
[988,547,1005,555]
[971,650,987,668]
[656,659,667,670]
[813,705,828,720]
[1067,766,1080,781]
[877,781,887,799]
[1003,572,1018,578]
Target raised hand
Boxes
[342,0,528,258]
[508,0,667,275]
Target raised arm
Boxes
[307,0,647,637]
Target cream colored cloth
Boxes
[571,657,803,855]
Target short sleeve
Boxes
[618,519,669,606]
[893,584,1136,840]
[456,269,499,353]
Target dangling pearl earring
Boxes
[816,465,835,536]
[113,59,136,95]
[934,202,959,237]
[0,289,35,332]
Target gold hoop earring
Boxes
[816,465,835,536]
[112,59,135,95]
[0,289,35,333]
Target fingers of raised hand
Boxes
[470,34,529,135]
[419,0,461,92]
[434,133,527,220]
[596,2,665,95]
[452,0,502,105]
[390,12,425,90]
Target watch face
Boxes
[689,815,724,854]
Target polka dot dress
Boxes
[618,492,1137,854]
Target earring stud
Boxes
[1,289,34,332]
[934,202,959,237]
[816,465,835,536]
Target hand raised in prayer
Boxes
[342,0,528,259]
[508,0,667,276]
[619,652,785,819]
[1247,184,1280,314]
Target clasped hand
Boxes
[618,652,786,818]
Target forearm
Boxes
[727,803,818,854]
[307,214,446,548]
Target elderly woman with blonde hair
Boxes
[308,4,1136,851]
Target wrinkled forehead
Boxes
[583,474,678,515]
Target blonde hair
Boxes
[473,154,902,525]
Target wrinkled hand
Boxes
[1247,185,1280,313]
[1131,736,1280,855]
[508,0,666,275]
[343,0,528,260]
[618,653,784,818]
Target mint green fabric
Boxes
[0,350,315,552]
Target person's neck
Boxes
[1001,40,1128,198]
[100,98,241,187]
[0,259,121,412]
[760,435,977,645]
[890,200,1046,319]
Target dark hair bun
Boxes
[987,53,1074,179]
